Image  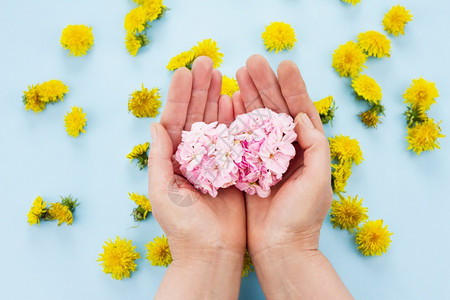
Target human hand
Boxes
[232,55,351,299]
[234,54,332,257]
[148,57,245,299]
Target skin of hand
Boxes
[148,56,246,300]
[234,54,331,258]
[233,55,353,299]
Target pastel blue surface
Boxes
[1,0,449,299]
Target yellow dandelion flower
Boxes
[129,192,152,221]
[351,74,382,105]
[60,25,94,57]
[145,235,172,267]
[357,31,391,58]
[329,135,363,193]
[127,142,150,170]
[329,135,364,165]
[406,119,445,155]
[23,84,46,113]
[125,33,148,57]
[332,41,367,77]
[359,109,381,128]
[341,0,360,5]
[261,21,297,53]
[141,0,164,22]
[356,220,393,256]
[124,6,149,34]
[242,250,255,277]
[330,194,368,233]
[403,77,439,111]
[166,50,196,71]
[38,80,69,103]
[221,75,239,97]
[383,5,413,37]
[128,84,161,118]
[64,106,87,138]
[133,0,163,5]
[314,96,333,115]
[331,162,352,194]
[192,39,224,68]
[127,142,149,160]
[48,202,73,226]
[134,0,166,19]
[27,196,47,226]
[129,192,152,212]
[314,95,336,125]
[97,237,141,280]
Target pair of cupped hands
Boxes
[148,55,334,296]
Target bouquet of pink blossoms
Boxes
[175,108,297,198]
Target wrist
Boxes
[251,244,322,272]
[158,248,244,300]
[172,246,244,270]
[248,222,322,260]
[250,248,352,300]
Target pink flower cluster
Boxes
[175,108,297,198]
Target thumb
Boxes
[293,112,331,184]
[148,123,175,192]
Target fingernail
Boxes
[298,112,314,129]
[150,123,158,142]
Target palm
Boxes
[166,177,245,252]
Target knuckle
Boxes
[191,88,209,97]
[315,132,330,148]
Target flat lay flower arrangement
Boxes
[18,0,445,285]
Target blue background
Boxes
[1,0,449,299]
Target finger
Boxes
[148,123,175,197]
[184,56,214,130]
[246,54,289,114]
[203,69,222,124]
[236,66,264,112]
[218,95,234,126]
[160,67,193,152]
[277,60,324,133]
[292,112,330,185]
[231,91,246,118]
